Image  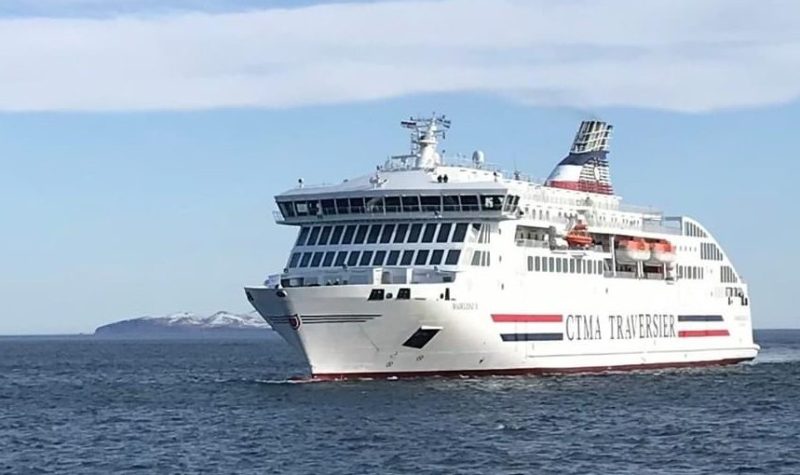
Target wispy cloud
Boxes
[1,0,799,112]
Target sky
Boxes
[0,0,798,334]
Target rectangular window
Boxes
[569,259,575,273]
[347,251,361,267]
[385,196,401,213]
[460,195,479,211]
[393,223,409,243]
[436,223,452,243]
[311,252,323,267]
[329,225,344,245]
[407,223,423,243]
[535,256,541,271]
[402,196,421,213]
[334,251,348,267]
[359,251,373,266]
[366,197,384,214]
[341,225,356,245]
[471,251,482,266]
[322,252,335,267]
[420,196,441,213]
[480,195,504,211]
[349,197,365,214]
[380,224,395,243]
[354,225,369,244]
[373,250,387,266]
[430,249,444,265]
[445,249,461,265]
[318,226,332,246]
[422,223,438,243]
[300,252,312,267]
[320,199,335,215]
[367,225,382,244]
[415,250,430,265]
[556,258,562,273]
[386,250,401,266]
[401,250,415,266]
[527,256,533,272]
[562,258,568,273]
[443,195,459,212]
[335,198,349,214]
[289,253,301,268]
[296,227,310,246]
[451,223,469,242]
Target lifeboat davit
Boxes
[565,223,593,248]
[615,238,650,263]
[648,240,676,265]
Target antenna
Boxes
[397,114,451,169]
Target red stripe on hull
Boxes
[310,357,753,381]
[491,314,563,323]
[679,330,730,338]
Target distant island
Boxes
[94,311,274,338]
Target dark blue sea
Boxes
[1,330,799,475]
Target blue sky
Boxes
[1,0,799,334]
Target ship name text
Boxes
[565,314,676,341]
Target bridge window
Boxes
[407,223,423,243]
[386,250,401,266]
[347,251,361,267]
[367,225,382,244]
[359,251,373,266]
[320,199,335,215]
[300,252,312,268]
[334,251,347,267]
[421,196,441,213]
[445,250,461,265]
[373,250,387,266]
[437,223,452,243]
[330,225,344,245]
[349,197,365,214]
[311,252,323,267]
[443,195,459,212]
[296,227,310,246]
[481,195,504,211]
[430,249,444,265]
[322,252,335,267]
[402,196,421,213]
[278,201,295,218]
[366,197,384,214]
[335,198,349,214]
[394,224,409,243]
[401,250,415,266]
[380,224,395,243]
[318,226,332,246]
[460,195,479,211]
[385,196,401,213]
[289,253,301,268]
[415,250,430,265]
[422,223,437,243]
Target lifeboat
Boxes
[615,238,650,263]
[648,240,676,264]
[564,223,593,248]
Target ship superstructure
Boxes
[245,116,758,378]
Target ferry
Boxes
[245,116,758,379]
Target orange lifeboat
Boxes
[565,223,593,248]
[649,240,676,264]
[615,237,651,263]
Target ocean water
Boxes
[1,331,799,475]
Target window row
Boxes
[288,249,462,269]
[278,194,520,218]
[700,242,723,261]
[720,265,738,283]
[677,265,704,280]
[527,256,605,275]
[295,222,475,247]
[684,222,707,238]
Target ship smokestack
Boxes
[545,120,614,195]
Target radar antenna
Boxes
[397,114,451,169]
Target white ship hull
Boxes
[246,275,758,379]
